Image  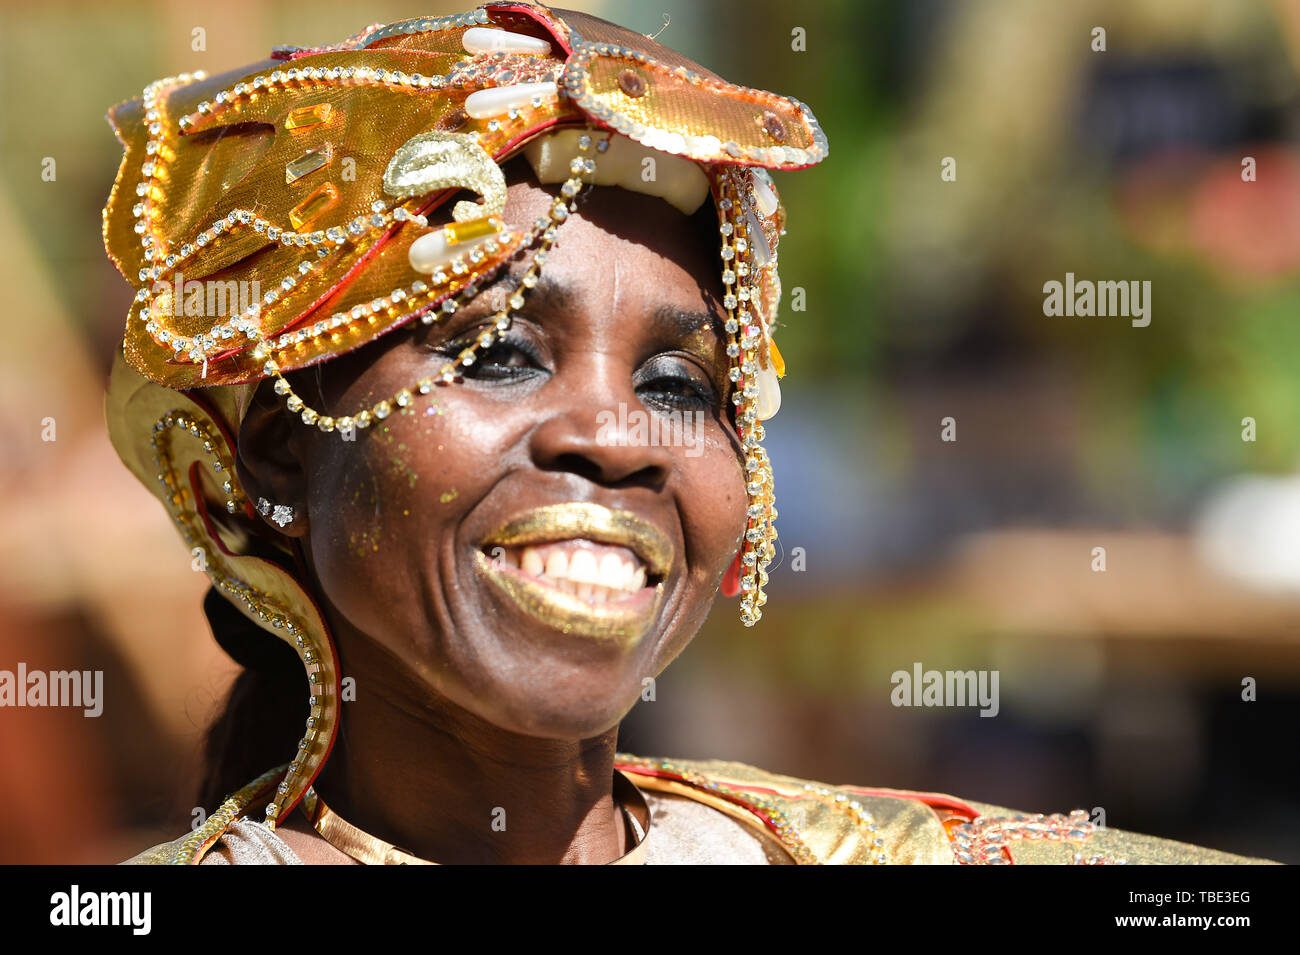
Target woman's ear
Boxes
[236,380,309,539]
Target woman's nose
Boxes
[526,357,674,491]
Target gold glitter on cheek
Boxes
[348,526,382,557]
[440,488,459,504]
[389,441,419,488]
[345,472,384,555]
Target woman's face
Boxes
[246,162,747,739]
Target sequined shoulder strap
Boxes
[614,753,960,864]
[121,766,287,865]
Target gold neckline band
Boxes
[300,769,651,865]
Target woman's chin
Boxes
[453,675,643,742]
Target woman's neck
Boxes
[305,652,629,865]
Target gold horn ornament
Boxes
[383,129,508,221]
[104,349,340,835]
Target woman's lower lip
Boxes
[471,550,661,648]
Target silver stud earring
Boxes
[256,497,295,528]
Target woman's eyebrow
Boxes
[473,267,574,313]
[472,268,722,342]
[652,303,725,343]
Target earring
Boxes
[257,497,295,528]
[720,550,742,598]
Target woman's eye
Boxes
[637,366,718,410]
[473,341,532,373]
[431,332,541,379]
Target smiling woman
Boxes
[103,3,1271,865]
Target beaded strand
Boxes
[716,172,777,626]
[259,132,606,438]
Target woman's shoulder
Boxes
[614,752,1280,865]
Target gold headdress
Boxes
[103,2,826,840]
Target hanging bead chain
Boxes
[717,173,776,627]
[258,132,607,438]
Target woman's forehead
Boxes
[498,169,722,286]
[465,255,724,341]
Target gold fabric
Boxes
[618,756,959,865]
[120,754,1277,865]
[959,798,1274,865]
[102,1,822,392]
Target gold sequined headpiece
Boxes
[102,2,826,836]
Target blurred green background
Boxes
[1,0,1297,862]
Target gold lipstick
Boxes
[474,503,674,645]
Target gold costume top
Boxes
[100,4,1274,866]
[123,754,1272,865]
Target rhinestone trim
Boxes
[950,809,1129,865]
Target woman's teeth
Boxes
[505,540,647,603]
